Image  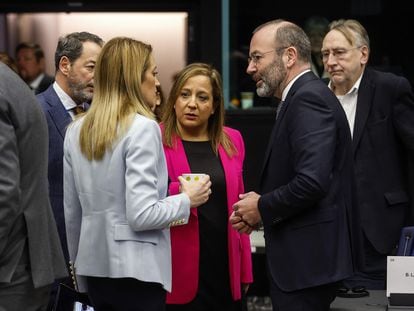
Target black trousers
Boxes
[268,274,339,311]
[343,231,387,289]
[86,276,166,311]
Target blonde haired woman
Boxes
[63,37,211,311]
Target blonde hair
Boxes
[79,37,155,160]
[162,62,235,157]
[0,52,18,73]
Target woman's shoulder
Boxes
[125,115,161,143]
[130,114,159,130]
[223,126,242,140]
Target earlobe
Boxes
[59,56,71,76]
[360,46,370,65]
[285,47,297,68]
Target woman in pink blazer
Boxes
[161,63,253,311]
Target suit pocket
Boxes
[290,207,336,230]
[367,115,388,127]
[384,191,409,206]
[114,224,159,245]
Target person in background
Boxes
[15,42,54,94]
[0,62,67,311]
[230,19,355,311]
[303,15,330,80]
[162,63,253,311]
[63,37,211,311]
[0,52,18,73]
[36,31,104,311]
[322,19,414,290]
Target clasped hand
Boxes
[230,191,261,234]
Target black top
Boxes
[177,140,240,311]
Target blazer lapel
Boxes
[260,99,288,181]
[43,87,72,139]
[259,71,317,185]
[352,70,374,154]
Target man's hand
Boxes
[230,191,261,234]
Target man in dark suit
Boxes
[16,42,54,94]
[230,20,355,310]
[0,62,67,310]
[322,19,414,289]
[36,31,103,310]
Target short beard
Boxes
[67,76,93,104]
[256,58,286,98]
[256,81,273,97]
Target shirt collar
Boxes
[29,73,45,90]
[281,69,311,101]
[52,81,78,111]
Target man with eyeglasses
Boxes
[322,19,414,291]
[230,19,355,311]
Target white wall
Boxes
[6,12,188,94]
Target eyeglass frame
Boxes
[321,46,362,62]
[247,46,290,65]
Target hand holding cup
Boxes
[179,173,212,208]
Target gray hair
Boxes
[54,31,104,71]
[254,19,311,63]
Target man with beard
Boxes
[36,31,103,310]
[230,20,356,310]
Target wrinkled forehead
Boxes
[323,29,352,49]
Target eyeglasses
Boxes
[248,47,289,65]
[321,46,362,62]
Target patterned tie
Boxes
[72,105,85,115]
[276,100,284,120]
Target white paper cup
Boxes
[181,173,206,182]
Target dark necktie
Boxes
[72,105,85,115]
[276,100,284,120]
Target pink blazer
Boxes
[162,126,253,304]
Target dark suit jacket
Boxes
[258,71,355,291]
[353,68,414,254]
[35,74,54,95]
[36,85,75,261]
[0,63,67,287]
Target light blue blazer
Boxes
[63,114,190,292]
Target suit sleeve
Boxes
[63,125,82,263]
[0,100,21,256]
[393,76,414,152]
[259,93,337,224]
[125,119,190,231]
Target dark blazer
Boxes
[35,74,55,95]
[0,63,67,287]
[36,85,75,261]
[353,68,414,254]
[258,71,355,291]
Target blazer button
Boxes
[273,217,282,224]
